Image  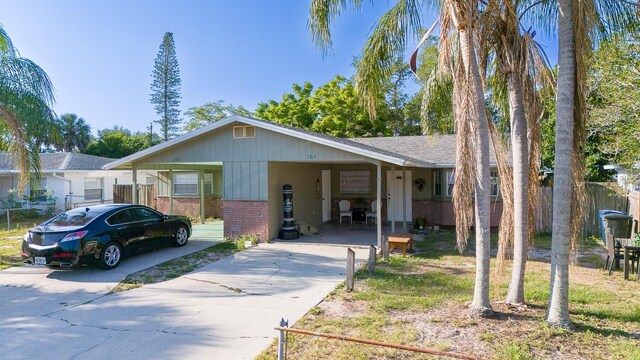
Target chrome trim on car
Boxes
[28,243,58,250]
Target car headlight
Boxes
[60,231,88,242]
[23,233,30,242]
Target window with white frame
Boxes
[30,178,47,200]
[434,170,442,196]
[84,178,103,201]
[446,170,455,197]
[340,170,370,194]
[490,171,499,196]
[174,172,198,195]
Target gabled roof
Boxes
[104,115,415,169]
[0,153,116,173]
[103,114,500,169]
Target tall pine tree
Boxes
[150,32,181,141]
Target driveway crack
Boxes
[182,276,265,296]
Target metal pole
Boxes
[6,209,10,230]
[278,318,289,360]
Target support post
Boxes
[376,163,382,247]
[402,167,407,231]
[278,318,289,360]
[132,168,138,205]
[382,235,389,261]
[168,169,174,214]
[368,245,376,275]
[346,248,355,291]
[199,170,205,224]
[6,209,10,230]
[391,165,396,234]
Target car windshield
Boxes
[48,210,97,227]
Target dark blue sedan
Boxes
[21,204,192,270]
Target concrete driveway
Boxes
[0,243,367,360]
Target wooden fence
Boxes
[535,183,628,237]
[113,184,157,209]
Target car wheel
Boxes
[172,225,189,247]
[99,242,123,270]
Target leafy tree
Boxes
[150,32,182,141]
[0,25,55,191]
[55,113,92,152]
[183,100,253,132]
[84,126,159,158]
[587,28,640,180]
[256,82,317,129]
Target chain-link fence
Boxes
[273,321,478,360]
[0,207,61,230]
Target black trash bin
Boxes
[602,214,633,244]
[598,210,627,245]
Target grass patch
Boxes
[257,230,640,359]
[110,241,240,293]
[0,227,33,270]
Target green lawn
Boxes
[0,228,28,270]
[257,231,640,359]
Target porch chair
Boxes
[365,200,377,224]
[338,200,353,224]
[605,234,638,275]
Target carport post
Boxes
[402,167,407,231]
[391,165,396,234]
[376,163,382,247]
[132,168,138,205]
[199,170,205,224]
[168,169,174,214]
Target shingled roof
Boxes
[0,153,117,172]
[351,134,499,167]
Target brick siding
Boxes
[156,197,223,219]
[223,200,269,241]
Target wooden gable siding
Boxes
[134,123,370,164]
[131,123,373,201]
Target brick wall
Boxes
[413,200,503,228]
[223,200,269,241]
[156,197,223,219]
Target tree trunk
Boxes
[505,72,529,305]
[459,29,493,316]
[547,0,574,328]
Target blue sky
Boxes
[1,1,557,135]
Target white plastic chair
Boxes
[365,200,377,224]
[338,200,352,224]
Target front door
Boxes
[322,170,331,222]
[386,170,412,222]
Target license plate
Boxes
[34,257,46,265]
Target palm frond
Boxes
[308,0,364,54]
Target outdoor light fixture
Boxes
[316,178,321,198]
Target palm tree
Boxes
[546,0,637,328]
[0,25,55,191]
[56,113,92,152]
[309,0,494,315]
[479,1,553,305]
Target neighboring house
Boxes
[604,164,639,191]
[0,153,155,211]
[105,115,503,244]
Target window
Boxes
[30,178,47,200]
[434,171,442,196]
[490,171,499,196]
[174,172,198,195]
[204,173,214,195]
[340,171,370,194]
[446,170,455,197]
[134,208,162,221]
[233,125,256,139]
[106,209,137,225]
[84,178,103,201]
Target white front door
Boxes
[386,170,412,222]
[322,170,331,222]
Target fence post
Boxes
[278,318,289,360]
[368,245,376,275]
[346,248,355,292]
[6,209,10,230]
[382,236,389,261]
